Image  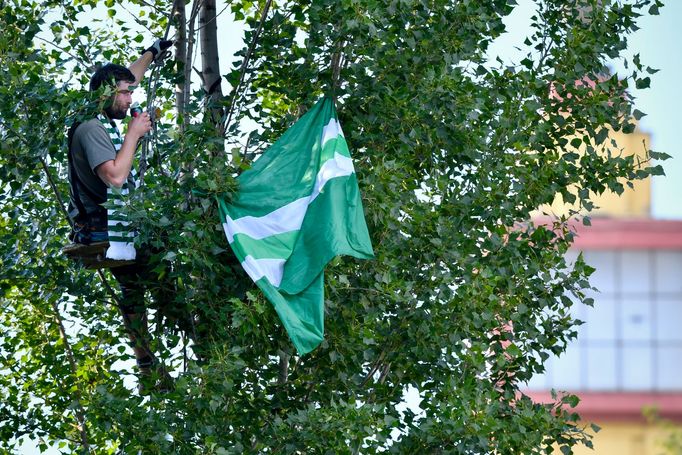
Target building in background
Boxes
[525,126,682,454]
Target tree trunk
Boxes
[172,0,187,132]
[199,0,224,139]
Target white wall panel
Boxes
[622,345,653,390]
[583,250,618,294]
[621,297,652,342]
[621,250,652,294]
[585,297,617,341]
[586,345,618,390]
[656,299,682,342]
[654,251,682,294]
[550,344,582,390]
[656,347,682,390]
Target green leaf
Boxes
[649,151,672,161]
[649,164,665,176]
[635,77,651,89]
[563,394,580,407]
[632,109,646,120]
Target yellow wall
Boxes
[538,126,652,218]
[592,127,651,217]
[568,421,682,455]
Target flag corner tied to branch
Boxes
[218,97,374,355]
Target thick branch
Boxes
[278,351,289,385]
[184,0,202,128]
[199,0,224,136]
[173,0,187,131]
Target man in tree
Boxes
[66,39,173,392]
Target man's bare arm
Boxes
[128,39,173,84]
[128,51,155,85]
[96,112,151,187]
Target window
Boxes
[527,249,682,392]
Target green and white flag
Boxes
[218,97,374,354]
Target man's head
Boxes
[89,64,136,120]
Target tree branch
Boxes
[49,300,90,451]
[184,0,203,125]
[278,350,289,385]
[39,157,72,228]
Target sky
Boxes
[623,2,682,219]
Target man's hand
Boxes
[144,39,173,61]
[128,112,152,140]
[96,112,153,188]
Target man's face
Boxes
[104,81,135,120]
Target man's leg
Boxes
[120,311,154,375]
[112,261,175,393]
[111,265,155,376]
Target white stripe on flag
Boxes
[241,255,285,286]
[223,152,354,243]
[224,197,308,243]
[321,118,344,147]
[311,153,354,200]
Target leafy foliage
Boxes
[0,0,666,453]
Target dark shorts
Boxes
[69,211,108,244]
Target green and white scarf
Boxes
[98,114,138,261]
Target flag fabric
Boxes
[218,97,374,355]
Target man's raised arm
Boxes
[128,39,173,84]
